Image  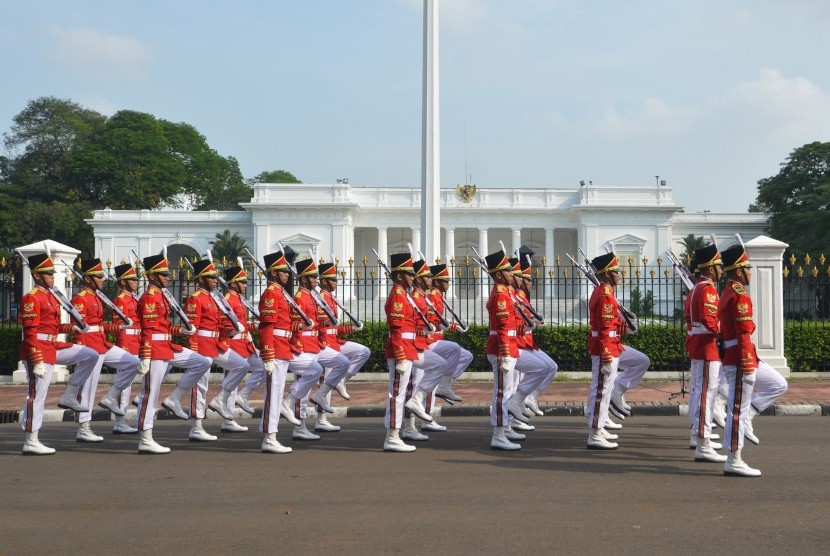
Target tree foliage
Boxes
[250,169,302,184]
[209,229,249,264]
[679,234,705,263]
[754,141,830,255]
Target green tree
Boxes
[680,234,705,264]
[753,141,830,255]
[250,169,302,184]
[209,230,249,265]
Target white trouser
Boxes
[340,341,372,378]
[612,345,650,391]
[136,348,211,430]
[532,349,559,392]
[404,349,449,419]
[287,352,324,419]
[514,349,556,396]
[303,346,351,414]
[424,340,469,411]
[586,355,619,430]
[723,365,755,453]
[20,344,99,433]
[689,359,721,439]
[261,359,290,434]
[385,359,412,430]
[487,354,517,427]
[77,345,141,424]
[191,348,249,420]
[228,353,264,411]
[750,360,788,412]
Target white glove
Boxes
[72,325,84,334]
[263,360,277,374]
[235,321,246,332]
[181,325,196,336]
[742,371,757,386]
[354,321,365,332]
[139,359,151,376]
[394,360,412,375]
[499,356,515,373]
[600,362,613,376]
[32,362,46,378]
[120,318,134,330]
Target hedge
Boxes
[2,322,828,375]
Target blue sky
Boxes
[2,0,829,213]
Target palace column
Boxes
[512,227,522,255]
[545,226,555,298]
[411,228,422,257]
[444,227,455,299]
[478,227,489,298]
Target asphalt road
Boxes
[1,416,828,555]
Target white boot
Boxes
[435,375,462,404]
[235,386,256,415]
[491,426,521,450]
[610,384,631,417]
[261,432,292,454]
[507,392,530,423]
[690,431,722,450]
[712,393,728,428]
[280,394,302,425]
[402,417,429,441]
[76,421,104,443]
[112,416,138,434]
[512,419,535,432]
[162,386,190,420]
[421,420,447,432]
[138,429,170,455]
[384,428,416,452]
[189,419,218,442]
[292,421,320,441]
[221,419,249,433]
[695,437,727,463]
[334,378,351,400]
[98,385,125,416]
[604,416,623,430]
[504,425,526,441]
[587,428,618,450]
[22,431,55,456]
[744,407,760,445]
[310,384,334,413]
[58,383,88,412]
[404,389,433,422]
[208,389,234,420]
[600,428,618,441]
[314,415,341,432]
[526,390,544,416]
[724,450,761,477]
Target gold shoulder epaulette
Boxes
[496,284,506,293]
[603,284,613,295]
[731,283,746,295]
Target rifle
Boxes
[131,249,194,331]
[665,250,695,291]
[182,256,242,331]
[415,250,451,329]
[372,248,435,332]
[278,243,338,326]
[567,249,638,334]
[519,253,546,324]
[16,246,89,333]
[65,263,133,327]
[469,246,535,328]
[243,248,314,327]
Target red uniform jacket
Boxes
[685,277,720,361]
[718,280,757,373]
[515,289,538,350]
[220,290,257,358]
[138,285,185,360]
[70,288,112,354]
[411,288,430,350]
[317,290,358,352]
[487,284,519,358]
[385,284,418,362]
[426,288,445,344]
[19,286,74,365]
[112,290,140,356]
[184,288,230,357]
[292,288,320,354]
[588,283,624,363]
[258,282,296,362]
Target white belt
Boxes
[590,330,618,337]
[688,324,714,336]
[197,329,219,338]
[489,330,517,337]
[326,328,337,335]
[123,328,140,336]
[723,339,738,348]
[79,325,102,333]
[400,332,416,340]
[36,333,57,341]
[301,330,318,337]
[151,333,171,341]
[272,329,292,338]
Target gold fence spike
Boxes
[805,253,812,265]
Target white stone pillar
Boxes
[545,227,556,299]
[420,0,441,262]
[511,228,522,256]
[478,228,489,298]
[444,227,455,260]
[411,228,422,258]
[377,226,388,297]
[745,235,789,376]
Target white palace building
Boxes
[88,180,767,271]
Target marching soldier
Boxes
[138,253,211,454]
[183,258,251,441]
[685,244,727,462]
[257,250,300,454]
[484,250,522,451]
[313,261,370,432]
[19,252,99,455]
[719,243,788,476]
[69,258,141,442]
